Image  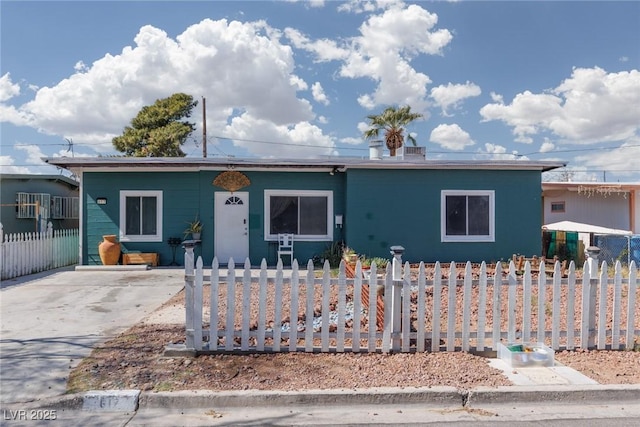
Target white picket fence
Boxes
[0,222,79,280]
[183,248,639,354]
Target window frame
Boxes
[16,192,51,219]
[264,189,333,241]
[441,190,495,243]
[119,190,163,242]
[550,201,566,213]
[52,196,80,219]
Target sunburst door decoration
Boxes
[212,171,251,192]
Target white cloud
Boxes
[478,143,525,160]
[0,155,31,174]
[285,0,325,7]
[341,4,451,111]
[223,112,336,158]
[284,28,349,62]
[3,19,318,156]
[489,92,503,103]
[430,81,481,115]
[480,67,640,145]
[429,123,474,151]
[619,56,629,62]
[311,82,330,105]
[479,91,563,143]
[15,144,46,165]
[337,0,394,14]
[0,73,20,102]
[74,61,88,72]
[540,138,555,153]
[291,3,452,114]
[574,138,640,179]
[340,136,363,145]
[0,103,30,126]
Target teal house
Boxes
[45,155,563,266]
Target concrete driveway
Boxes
[0,266,184,404]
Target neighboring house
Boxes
[542,182,640,234]
[0,173,79,234]
[541,181,640,264]
[45,155,563,266]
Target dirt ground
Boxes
[67,284,640,394]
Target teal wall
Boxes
[343,169,543,263]
[83,172,200,265]
[218,171,346,265]
[82,168,542,266]
[83,171,345,266]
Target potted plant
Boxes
[342,246,358,264]
[184,215,203,240]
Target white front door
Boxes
[214,192,249,264]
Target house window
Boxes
[264,190,333,241]
[16,192,50,219]
[441,190,495,242]
[52,196,79,219]
[225,196,243,205]
[550,201,565,213]
[119,190,163,242]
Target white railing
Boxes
[0,222,79,280]
[183,249,639,354]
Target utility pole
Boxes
[202,97,207,158]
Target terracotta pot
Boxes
[99,235,121,265]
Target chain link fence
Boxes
[594,234,640,266]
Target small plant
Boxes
[316,241,344,268]
[184,214,203,238]
[359,255,371,268]
[369,257,390,268]
[342,246,358,263]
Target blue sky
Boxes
[1,0,639,182]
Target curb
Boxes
[138,387,463,409]
[17,384,640,412]
[467,384,640,405]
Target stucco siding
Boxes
[84,172,200,265]
[81,168,545,266]
[344,169,543,262]
[544,191,630,231]
[83,171,345,265]
[212,171,346,265]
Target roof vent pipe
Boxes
[369,140,383,160]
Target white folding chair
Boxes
[277,233,294,264]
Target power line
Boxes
[520,143,640,157]
[3,134,639,161]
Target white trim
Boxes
[441,190,495,243]
[119,190,163,242]
[264,189,333,241]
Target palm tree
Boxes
[363,105,423,156]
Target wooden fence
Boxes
[0,222,79,280]
[183,247,639,354]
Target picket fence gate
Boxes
[0,222,79,280]
[183,247,639,354]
